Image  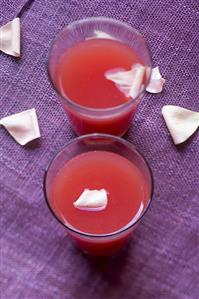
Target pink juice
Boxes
[48,150,151,255]
[54,38,146,135]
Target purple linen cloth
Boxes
[0,0,199,298]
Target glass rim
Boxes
[47,17,152,115]
[43,133,154,238]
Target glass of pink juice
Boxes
[44,134,153,256]
[48,17,152,136]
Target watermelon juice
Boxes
[48,18,151,135]
[44,134,153,256]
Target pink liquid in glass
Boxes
[54,39,145,135]
[49,151,151,255]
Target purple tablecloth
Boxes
[1,1,199,298]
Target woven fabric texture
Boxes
[0,1,199,298]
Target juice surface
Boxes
[55,38,143,109]
[50,151,150,234]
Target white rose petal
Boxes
[0,108,40,145]
[73,189,108,211]
[105,63,145,99]
[93,30,115,40]
[162,105,199,144]
[146,66,165,93]
[0,18,20,57]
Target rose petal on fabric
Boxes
[0,18,20,57]
[0,108,40,145]
[105,64,145,99]
[73,189,108,211]
[146,66,165,93]
[162,105,199,144]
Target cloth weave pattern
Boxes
[0,1,199,298]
